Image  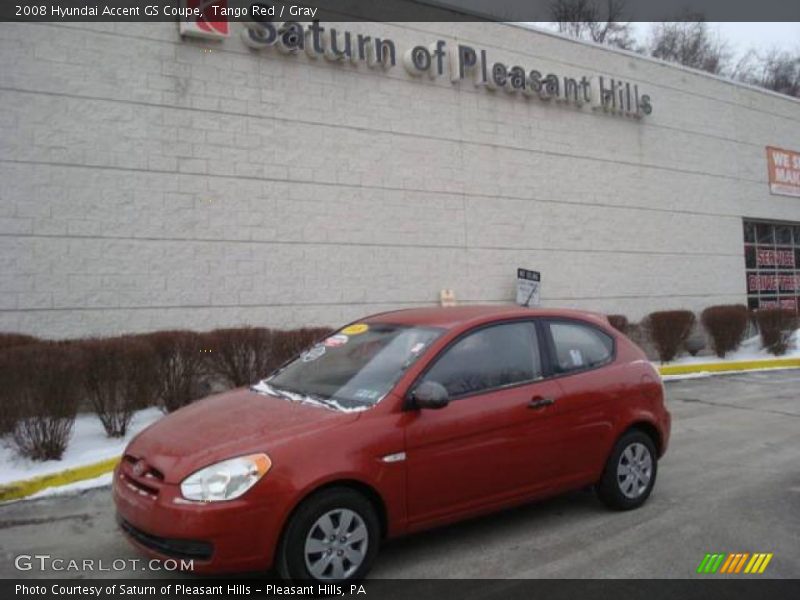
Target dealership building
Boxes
[1,15,800,338]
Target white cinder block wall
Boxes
[1,20,799,337]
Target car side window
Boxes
[420,322,542,398]
[548,321,613,373]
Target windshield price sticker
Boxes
[341,323,369,336]
[324,334,349,348]
[301,345,326,362]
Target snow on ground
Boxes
[0,407,163,486]
[26,472,114,500]
[657,330,800,366]
[656,329,800,381]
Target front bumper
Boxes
[112,460,284,573]
[117,517,213,561]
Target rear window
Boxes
[548,321,614,373]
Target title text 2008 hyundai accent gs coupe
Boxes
[114,306,670,581]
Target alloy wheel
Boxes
[304,508,368,580]
[617,442,653,499]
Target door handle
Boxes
[528,396,556,409]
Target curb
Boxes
[657,357,800,377]
[0,456,120,503]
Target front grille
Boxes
[122,454,165,480]
[120,454,165,498]
[117,517,213,561]
[119,473,159,497]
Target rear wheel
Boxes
[597,430,657,510]
[277,487,380,582]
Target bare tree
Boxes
[646,18,732,75]
[735,48,800,98]
[550,0,637,50]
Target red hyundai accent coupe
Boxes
[114,306,670,581]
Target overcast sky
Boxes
[648,22,800,58]
[533,22,800,58]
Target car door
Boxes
[543,319,621,481]
[403,320,565,528]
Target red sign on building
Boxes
[756,248,795,268]
[766,146,800,198]
[179,0,229,39]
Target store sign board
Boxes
[237,20,653,117]
[178,17,654,118]
[766,146,800,198]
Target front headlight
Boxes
[180,453,272,502]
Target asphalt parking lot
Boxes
[1,371,798,579]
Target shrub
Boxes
[203,327,334,388]
[272,327,334,367]
[81,337,157,437]
[701,304,749,358]
[0,349,21,436]
[0,333,40,351]
[755,308,799,355]
[643,310,696,363]
[202,328,277,388]
[607,315,629,334]
[0,343,81,460]
[143,330,207,413]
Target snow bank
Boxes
[0,407,163,486]
[659,330,800,367]
[26,472,114,500]
[657,329,800,381]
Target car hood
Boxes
[124,387,361,483]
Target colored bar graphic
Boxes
[698,552,773,575]
[745,554,762,573]
[759,554,773,573]
[719,554,736,573]
[734,553,750,573]
[697,554,712,573]
[711,554,726,573]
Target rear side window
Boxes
[420,322,542,398]
[548,321,613,373]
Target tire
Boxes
[277,487,380,582]
[597,430,658,510]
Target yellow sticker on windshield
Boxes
[341,323,369,335]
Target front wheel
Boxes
[277,487,380,582]
[596,430,658,510]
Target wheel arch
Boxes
[280,478,390,545]
[624,420,663,457]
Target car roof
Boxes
[363,305,610,331]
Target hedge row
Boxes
[0,327,332,460]
[609,307,798,363]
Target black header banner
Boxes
[2,0,800,22]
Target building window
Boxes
[743,219,800,312]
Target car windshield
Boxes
[261,323,442,410]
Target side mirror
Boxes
[410,381,450,410]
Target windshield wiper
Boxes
[255,381,338,409]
